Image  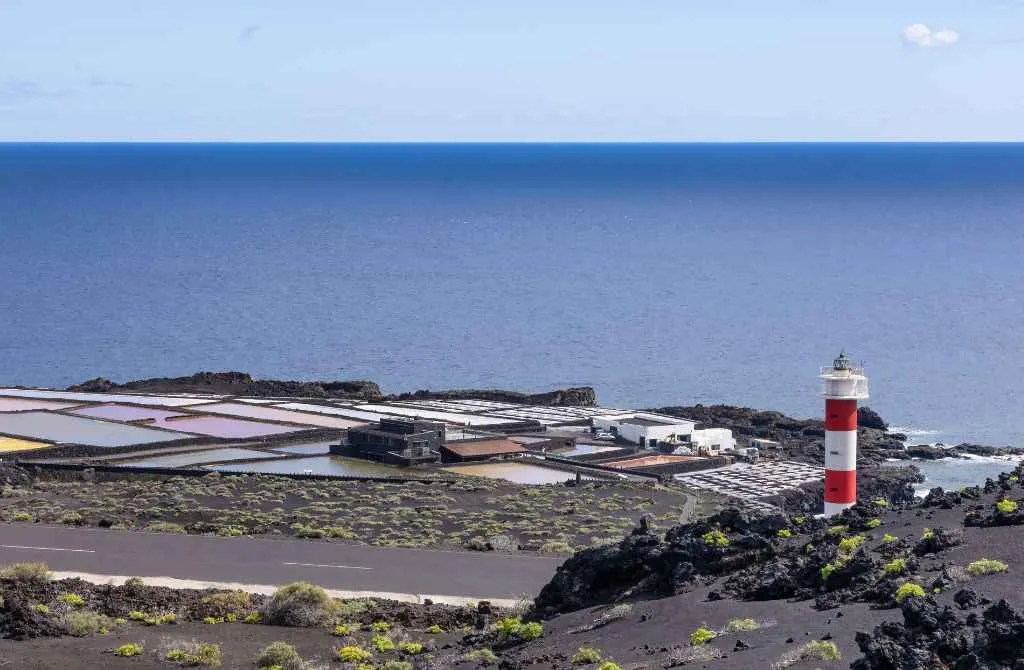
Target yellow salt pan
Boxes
[0,436,51,452]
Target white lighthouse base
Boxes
[824,501,855,517]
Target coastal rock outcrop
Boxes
[387,386,598,407]
[68,372,384,400]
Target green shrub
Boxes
[540,541,574,556]
[215,525,244,537]
[883,558,907,576]
[826,524,848,537]
[820,561,840,582]
[798,640,841,662]
[61,511,84,525]
[334,623,355,636]
[57,593,86,608]
[166,643,222,667]
[872,498,890,507]
[572,647,603,664]
[0,562,51,583]
[895,582,926,603]
[689,626,717,646]
[124,577,145,590]
[199,590,252,618]
[203,616,224,625]
[114,643,143,657]
[866,518,882,529]
[61,610,112,636]
[337,645,373,663]
[597,663,622,670]
[921,528,936,541]
[464,648,498,665]
[966,559,1009,576]
[996,499,1018,514]
[425,624,444,633]
[256,641,303,669]
[398,641,424,654]
[127,610,146,621]
[882,533,899,544]
[776,529,793,539]
[518,621,543,641]
[372,635,395,652]
[244,611,262,624]
[379,661,413,670]
[838,535,866,553]
[263,582,332,627]
[145,521,186,534]
[701,529,729,548]
[34,604,50,614]
[12,512,32,522]
[723,618,759,632]
[792,515,807,525]
[114,618,127,625]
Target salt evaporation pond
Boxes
[444,461,584,485]
[273,441,334,455]
[120,448,283,468]
[558,444,620,457]
[212,456,397,477]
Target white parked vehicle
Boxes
[595,431,615,441]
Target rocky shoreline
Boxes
[65,371,598,407]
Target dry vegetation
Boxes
[0,470,695,553]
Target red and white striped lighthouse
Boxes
[821,352,869,517]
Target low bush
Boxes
[166,643,222,667]
[826,525,848,537]
[464,648,498,665]
[723,618,759,632]
[996,499,1018,514]
[12,511,32,522]
[597,663,622,670]
[895,582,926,603]
[866,518,882,529]
[773,640,841,669]
[690,625,718,646]
[398,641,424,655]
[243,611,262,624]
[114,643,143,657]
[337,645,373,663]
[882,533,899,544]
[838,535,866,553]
[494,616,543,641]
[61,511,84,525]
[0,561,51,583]
[572,647,603,664]
[34,604,50,614]
[776,529,793,539]
[379,661,412,670]
[57,593,86,608]
[884,558,907,576]
[61,610,112,637]
[263,582,332,627]
[372,635,395,652]
[701,530,729,548]
[256,641,303,669]
[199,590,252,618]
[370,620,391,633]
[539,541,574,556]
[966,558,1009,576]
[425,624,444,634]
[333,623,355,636]
[145,521,186,534]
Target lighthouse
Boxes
[821,352,870,517]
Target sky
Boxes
[1,0,1023,141]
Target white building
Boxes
[690,428,736,455]
[592,412,697,449]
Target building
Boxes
[592,412,697,449]
[440,437,528,463]
[690,428,737,455]
[341,417,445,465]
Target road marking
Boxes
[0,544,96,554]
[282,561,373,571]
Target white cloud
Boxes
[902,24,961,48]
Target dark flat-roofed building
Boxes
[340,417,445,465]
[440,438,527,463]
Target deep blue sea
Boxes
[1,143,1022,446]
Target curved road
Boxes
[0,524,563,601]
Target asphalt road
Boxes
[0,524,564,600]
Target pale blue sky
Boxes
[2,0,1022,141]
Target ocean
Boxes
[1,143,1022,447]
